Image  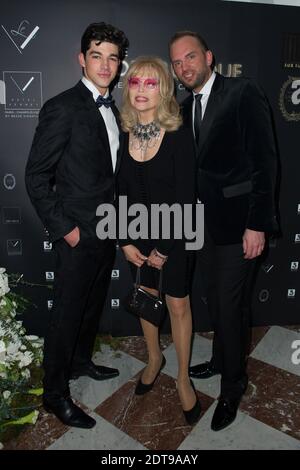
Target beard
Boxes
[182,70,210,91]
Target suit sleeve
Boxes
[239,80,278,233]
[25,99,76,242]
[155,129,196,256]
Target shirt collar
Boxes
[193,71,216,98]
[81,76,109,101]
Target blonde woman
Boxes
[118,56,201,425]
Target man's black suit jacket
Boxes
[181,73,278,245]
[26,80,123,242]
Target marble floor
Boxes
[4,325,300,451]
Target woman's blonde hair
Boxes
[121,56,182,132]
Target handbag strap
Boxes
[135,266,163,300]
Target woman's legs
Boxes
[137,288,196,411]
[166,294,196,411]
[139,286,163,384]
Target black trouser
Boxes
[43,235,115,398]
[198,230,257,400]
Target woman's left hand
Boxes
[147,249,167,270]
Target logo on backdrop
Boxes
[2,207,21,224]
[47,300,53,310]
[175,63,243,92]
[7,239,22,256]
[295,234,300,243]
[115,55,129,91]
[3,173,16,190]
[291,261,299,272]
[111,269,119,280]
[1,20,39,54]
[258,289,270,303]
[279,76,300,121]
[2,71,42,118]
[45,271,54,281]
[261,263,274,274]
[215,63,242,77]
[287,289,296,299]
[43,241,52,252]
[111,299,120,309]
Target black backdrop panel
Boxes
[0,0,299,336]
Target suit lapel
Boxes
[182,74,224,165]
[197,73,224,165]
[76,81,114,174]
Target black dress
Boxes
[118,126,196,298]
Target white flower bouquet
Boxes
[0,268,43,436]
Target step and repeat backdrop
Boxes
[0,0,299,336]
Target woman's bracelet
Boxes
[154,248,168,261]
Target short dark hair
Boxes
[169,30,215,70]
[81,22,129,61]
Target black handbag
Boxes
[123,266,165,327]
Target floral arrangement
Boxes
[0,268,44,446]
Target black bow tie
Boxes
[96,94,114,108]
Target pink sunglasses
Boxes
[128,76,160,90]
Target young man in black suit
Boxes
[169,31,278,431]
[25,23,129,429]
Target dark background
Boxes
[0,0,299,336]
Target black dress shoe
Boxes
[183,381,202,425]
[211,397,240,431]
[70,362,119,381]
[189,361,219,379]
[43,396,96,429]
[135,355,166,395]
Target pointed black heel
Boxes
[182,380,202,425]
[135,355,166,395]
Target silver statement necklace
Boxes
[130,121,161,158]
